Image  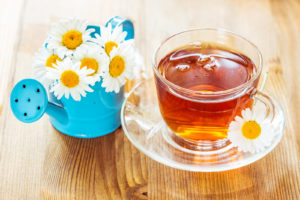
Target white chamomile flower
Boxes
[32,47,64,87]
[101,44,136,93]
[47,58,94,101]
[73,45,109,85]
[47,18,94,56]
[93,23,132,56]
[228,107,275,153]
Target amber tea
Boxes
[155,42,258,141]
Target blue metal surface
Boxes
[10,16,134,138]
[49,80,124,138]
[10,79,48,123]
[105,16,134,40]
[86,25,100,38]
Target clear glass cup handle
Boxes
[253,90,275,122]
[252,70,275,122]
[258,70,269,91]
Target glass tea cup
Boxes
[152,28,273,151]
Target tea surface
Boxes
[158,43,255,92]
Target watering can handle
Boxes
[86,16,134,40]
[105,16,134,40]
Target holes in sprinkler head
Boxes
[24,112,27,116]
[36,88,40,93]
[15,99,18,103]
[37,106,40,110]
[27,98,31,102]
[142,192,148,196]
[22,84,26,88]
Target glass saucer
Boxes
[121,79,285,172]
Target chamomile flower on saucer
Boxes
[47,18,94,56]
[32,47,64,87]
[228,107,275,153]
[73,45,109,85]
[48,58,94,101]
[93,23,131,56]
[101,44,135,93]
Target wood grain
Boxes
[0,0,299,199]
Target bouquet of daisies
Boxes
[33,18,141,101]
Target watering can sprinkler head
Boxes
[10,79,68,124]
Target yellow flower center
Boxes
[109,55,125,78]
[105,41,118,55]
[62,30,83,49]
[46,54,62,68]
[241,120,261,139]
[60,70,79,88]
[80,58,99,76]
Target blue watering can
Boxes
[10,16,134,138]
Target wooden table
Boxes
[1,0,300,199]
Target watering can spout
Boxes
[46,102,68,124]
[10,79,68,124]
